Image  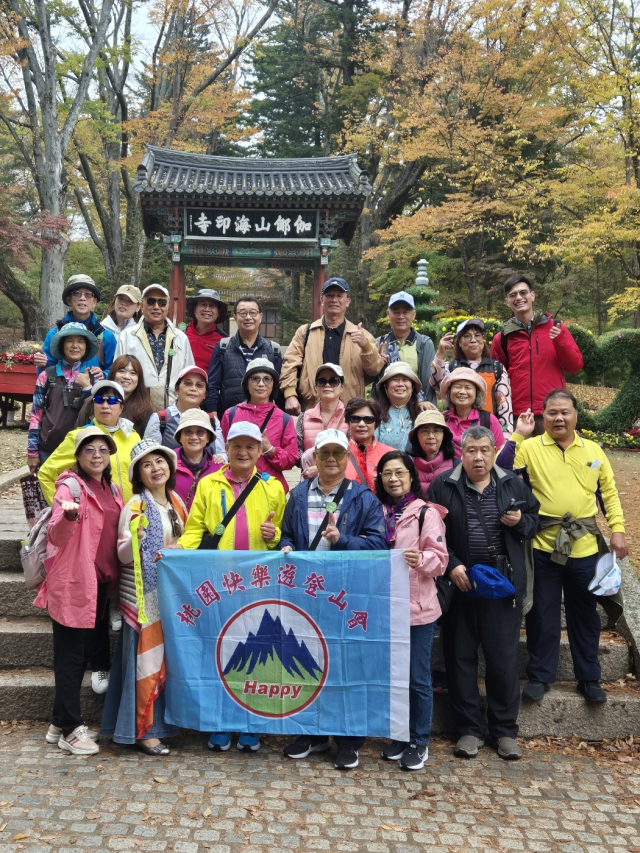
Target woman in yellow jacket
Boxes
[38,381,141,505]
[177,421,285,753]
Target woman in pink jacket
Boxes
[34,426,123,755]
[440,367,504,457]
[297,362,349,478]
[375,450,448,772]
[219,357,298,492]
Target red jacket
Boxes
[491,313,583,416]
[185,321,225,372]
[344,438,394,491]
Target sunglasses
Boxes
[94,394,122,406]
[167,506,182,540]
[348,415,376,425]
[145,297,168,307]
[316,448,347,460]
[316,376,341,387]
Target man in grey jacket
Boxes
[371,291,437,405]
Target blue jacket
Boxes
[39,312,117,376]
[280,477,387,551]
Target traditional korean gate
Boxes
[133,146,371,327]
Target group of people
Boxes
[27,271,627,773]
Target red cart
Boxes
[0,363,36,427]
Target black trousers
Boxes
[526,550,600,683]
[443,591,521,739]
[306,735,366,749]
[51,583,109,736]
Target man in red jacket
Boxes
[491,275,584,435]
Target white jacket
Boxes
[115,318,194,408]
[101,314,137,341]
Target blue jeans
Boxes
[409,622,437,747]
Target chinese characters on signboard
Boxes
[185,209,319,242]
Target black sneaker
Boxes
[577,680,607,704]
[432,671,448,693]
[283,736,331,759]
[381,740,407,761]
[400,743,427,771]
[522,681,549,702]
[334,746,359,770]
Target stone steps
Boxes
[0,669,104,722]
[0,572,40,617]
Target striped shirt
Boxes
[464,475,505,565]
[307,477,349,551]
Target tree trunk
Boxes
[0,257,47,339]
[40,240,68,328]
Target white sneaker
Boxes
[110,611,122,632]
[91,671,110,694]
[58,725,100,755]
[46,724,99,744]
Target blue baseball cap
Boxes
[322,277,350,294]
[388,291,415,310]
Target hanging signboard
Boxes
[184,209,318,243]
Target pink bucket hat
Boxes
[440,366,487,398]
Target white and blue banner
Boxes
[156,550,410,739]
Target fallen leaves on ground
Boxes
[567,382,618,412]
[522,733,640,768]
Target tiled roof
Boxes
[134,146,371,199]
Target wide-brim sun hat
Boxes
[50,322,99,362]
[174,408,216,443]
[440,366,487,398]
[186,288,229,323]
[128,439,177,482]
[74,425,117,456]
[376,361,422,392]
[62,274,100,304]
[91,379,125,401]
[241,358,279,399]
[408,409,453,445]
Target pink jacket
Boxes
[413,453,455,492]
[392,499,448,626]
[33,471,124,628]
[299,401,348,452]
[174,448,222,511]
[444,408,505,457]
[220,401,299,493]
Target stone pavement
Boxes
[2,727,640,853]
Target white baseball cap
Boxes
[315,362,344,380]
[227,421,262,443]
[314,429,349,452]
[142,284,170,299]
[388,291,415,309]
[91,379,125,400]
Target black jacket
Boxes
[206,332,282,416]
[427,462,539,601]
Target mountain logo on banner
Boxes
[216,600,329,717]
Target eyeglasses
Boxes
[145,297,168,307]
[381,469,410,479]
[236,310,260,318]
[419,426,444,435]
[316,448,347,460]
[70,290,95,299]
[460,331,483,340]
[506,289,531,301]
[249,375,273,385]
[94,395,122,405]
[348,415,376,425]
[80,446,111,457]
[316,376,341,387]
[182,428,208,438]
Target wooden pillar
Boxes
[169,261,186,325]
[311,266,326,322]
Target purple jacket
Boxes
[174,448,222,511]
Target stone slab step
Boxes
[0,669,104,721]
[0,572,39,616]
[0,619,118,667]
[431,680,640,739]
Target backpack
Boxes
[219,337,282,360]
[39,367,85,453]
[20,477,82,590]
[449,357,503,419]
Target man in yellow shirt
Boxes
[513,390,628,704]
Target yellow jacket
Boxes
[179,465,286,551]
[513,431,625,558]
[38,419,141,505]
